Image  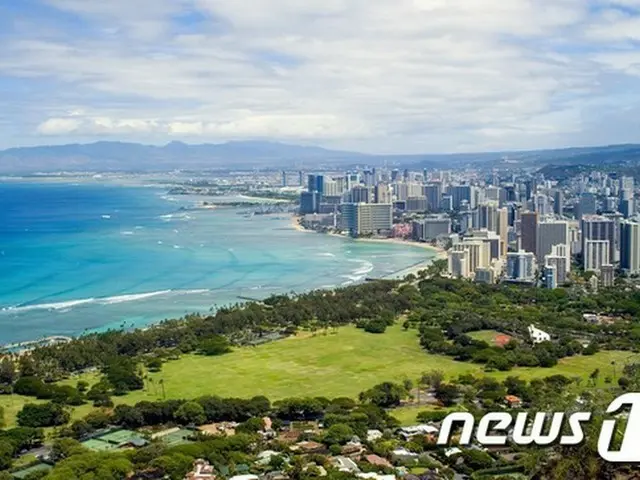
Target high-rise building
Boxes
[346,173,360,190]
[544,265,557,289]
[600,264,615,287]
[406,197,428,212]
[533,194,551,216]
[451,240,490,274]
[620,176,634,192]
[584,240,610,272]
[363,170,375,187]
[536,220,569,262]
[545,244,570,285]
[621,220,640,274]
[298,171,305,186]
[485,186,501,204]
[620,198,635,218]
[423,183,442,212]
[281,171,287,187]
[374,183,392,204]
[408,182,423,198]
[554,190,564,216]
[520,211,538,255]
[569,221,581,255]
[582,215,616,264]
[441,195,453,212]
[497,207,509,257]
[578,193,597,218]
[341,203,393,237]
[349,186,371,203]
[322,178,340,197]
[478,203,499,232]
[394,182,409,201]
[448,250,471,279]
[449,185,476,210]
[307,174,325,194]
[300,191,321,214]
[506,250,536,282]
[475,267,496,284]
[412,216,452,242]
[467,230,502,261]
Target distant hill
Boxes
[2,140,640,174]
[0,140,369,174]
[535,144,640,180]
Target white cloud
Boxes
[37,118,82,135]
[2,0,640,152]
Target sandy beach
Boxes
[291,214,446,278]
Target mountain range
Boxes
[2,140,640,174]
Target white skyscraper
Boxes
[506,250,536,282]
[448,250,471,279]
[584,240,611,272]
[582,215,616,264]
[545,244,570,286]
[450,240,490,276]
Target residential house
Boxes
[527,324,550,344]
[228,475,259,480]
[290,441,326,454]
[444,447,462,458]
[399,425,439,440]
[504,395,522,408]
[255,450,281,466]
[185,459,216,480]
[331,456,360,473]
[363,454,393,469]
[390,448,419,462]
[357,473,396,480]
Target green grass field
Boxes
[467,330,508,344]
[1,324,637,427]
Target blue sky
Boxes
[1,0,640,154]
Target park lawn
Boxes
[112,324,638,404]
[121,325,480,404]
[2,325,637,426]
[467,330,505,344]
[0,395,43,428]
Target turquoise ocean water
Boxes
[0,181,435,345]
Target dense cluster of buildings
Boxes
[442,171,640,287]
[296,167,640,288]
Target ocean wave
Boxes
[347,259,374,276]
[340,274,365,283]
[121,231,134,236]
[101,215,111,219]
[99,290,172,305]
[1,289,210,314]
[318,252,336,257]
[160,213,192,222]
[2,298,97,313]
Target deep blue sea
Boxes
[0,181,435,345]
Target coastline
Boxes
[290,214,447,275]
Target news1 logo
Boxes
[436,393,640,462]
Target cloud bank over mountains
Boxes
[2,0,640,153]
